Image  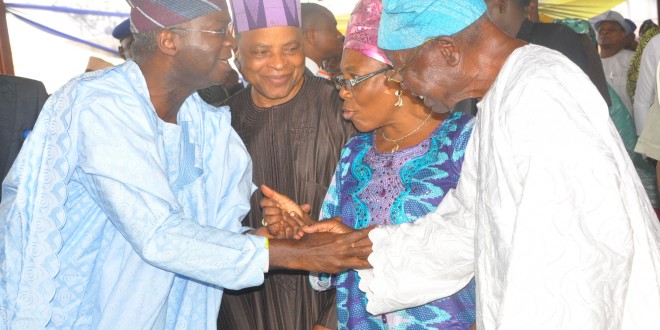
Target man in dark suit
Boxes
[0,74,48,199]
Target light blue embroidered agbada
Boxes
[0,61,267,329]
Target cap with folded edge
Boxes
[344,0,391,65]
[112,18,132,40]
[229,0,301,34]
[378,0,486,51]
[625,18,637,35]
[594,11,632,35]
[127,0,228,33]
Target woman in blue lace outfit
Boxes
[305,0,477,328]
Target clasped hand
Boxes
[259,184,356,239]
[257,185,374,272]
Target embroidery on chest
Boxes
[289,117,315,141]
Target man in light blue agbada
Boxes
[0,0,370,329]
[0,1,263,328]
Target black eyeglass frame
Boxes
[333,65,393,91]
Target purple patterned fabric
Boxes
[127,0,228,33]
[359,144,427,226]
[344,0,391,65]
[230,0,301,33]
[317,111,477,329]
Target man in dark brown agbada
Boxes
[218,1,356,329]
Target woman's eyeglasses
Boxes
[333,65,392,91]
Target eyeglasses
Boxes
[333,65,392,91]
[169,25,232,39]
[385,37,435,83]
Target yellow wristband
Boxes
[265,237,270,250]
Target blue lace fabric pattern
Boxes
[315,111,477,329]
[0,61,264,329]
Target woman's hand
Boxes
[261,184,304,216]
[259,185,314,239]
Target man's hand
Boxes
[269,229,374,274]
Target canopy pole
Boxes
[0,0,14,75]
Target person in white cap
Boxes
[597,10,635,114]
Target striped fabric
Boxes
[229,0,301,34]
[127,0,227,33]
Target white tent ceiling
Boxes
[5,0,658,93]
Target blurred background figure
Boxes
[624,18,639,51]
[556,18,659,219]
[640,19,659,40]
[525,0,539,22]
[485,0,611,107]
[112,18,134,60]
[597,11,635,113]
[197,68,244,107]
[0,74,48,201]
[635,62,660,219]
[301,2,344,79]
[321,55,342,79]
[628,22,660,135]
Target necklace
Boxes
[381,112,432,153]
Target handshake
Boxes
[257,185,352,239]
[254,185,374,274]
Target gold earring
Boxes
[394,90,403,107]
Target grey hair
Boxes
[130,29,161,64]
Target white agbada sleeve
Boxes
[356,128,478,315]
[357,45,660,328]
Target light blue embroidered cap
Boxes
[378,0,487,50]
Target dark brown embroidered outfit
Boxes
[218,76,355,330]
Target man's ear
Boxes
[496,0,507,13]
[303,28,316,45]
[156,29,178,56]
[435,37,461,67]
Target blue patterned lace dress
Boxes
[311,111,477,329]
